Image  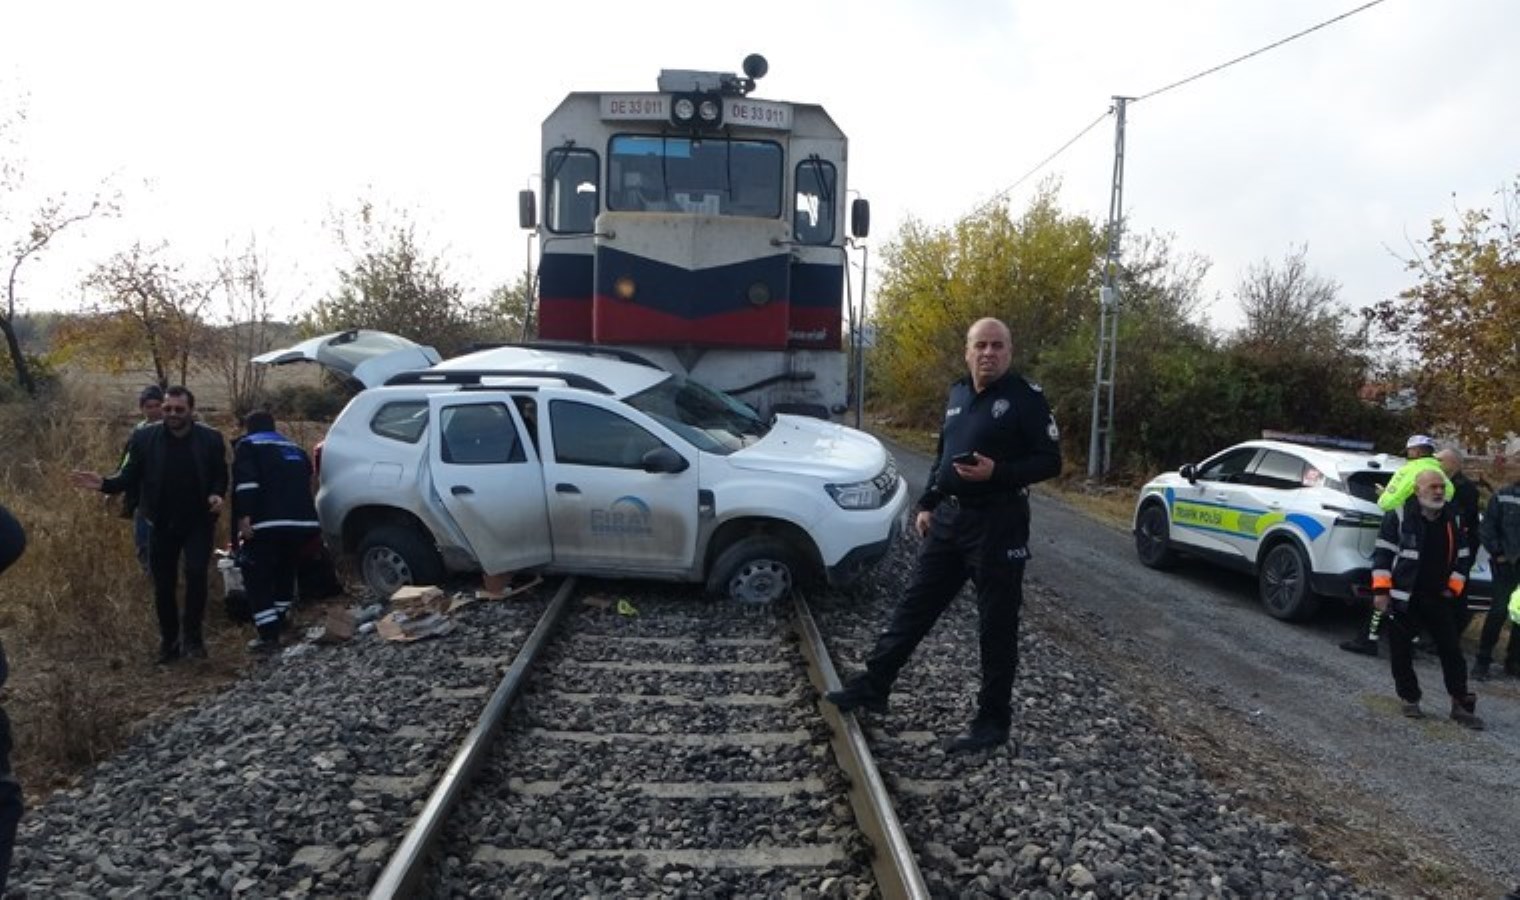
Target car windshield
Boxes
[623,374,770,455]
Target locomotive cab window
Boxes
[794,158,837,244]
[608,135,782,218]
[545,147,599,234]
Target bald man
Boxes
[827,318,1062,752]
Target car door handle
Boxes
[555,483,581,495]
[451,485,473,496]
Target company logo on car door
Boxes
[591,496,653,537]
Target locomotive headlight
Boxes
[746,281,771,306]
[698,99,720,122]
[673,97,695,123]
[614,276,637,300]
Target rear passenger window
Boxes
[371,401,429,443]
[440,402,525,465]
[549,400,663,468]
[1251,450,1307,489]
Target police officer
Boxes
[232,411,321,654]
[827,318,1062,752]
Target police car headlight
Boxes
[826,480,884,510]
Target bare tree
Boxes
[1234,245,1349,357]
[81,242,212,387]
[209,236,278,415]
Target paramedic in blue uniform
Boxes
[232,411,321,654]
[827,317,1062,752]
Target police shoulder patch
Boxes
[1025,378,1044,393]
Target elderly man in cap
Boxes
[1340,434,1456,655]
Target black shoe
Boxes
[156,641,181,665]
[825,678,888,715]
[181,638,207,660]
[948,720,1010,753]
[1339,637,1378,657]
[1471,659,1492,682]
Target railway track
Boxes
[368,577,926,898]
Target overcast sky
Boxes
[4,0,1517,332]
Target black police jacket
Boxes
[919,371,1062,511]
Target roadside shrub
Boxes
[266,382,348,422]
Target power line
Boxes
[972,107,1114,217]
[1134,0,1388,104]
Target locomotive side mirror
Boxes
[518,190,537,230]
[850,197,870,239]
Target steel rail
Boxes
[368,576,579,899]
[791,592,929,900]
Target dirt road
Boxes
[884,436,1519,896]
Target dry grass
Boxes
[0,374,334,798]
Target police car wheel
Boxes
[1134,503,1177,569]
[1258,541,1319,621]
[358,526,443,598]
[709,536,796,605]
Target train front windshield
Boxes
[608,135,783,218]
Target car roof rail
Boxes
[1260,430,1375,453]
[383,369,614,394]
[465,340,664,370]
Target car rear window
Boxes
[1344,470,1393,504]
[370,401,428,443]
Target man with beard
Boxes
[73,386,227,663]
[1371,469,1483,728]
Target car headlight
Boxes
[826,456,898,510]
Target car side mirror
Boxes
[519,189,537,230]
[1179,463,1197,484]
[642,446,689,474]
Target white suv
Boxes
[1133,436,1491,620]
[255,330,907,603]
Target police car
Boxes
[1131,433,1491,620]
[254,330,907,604]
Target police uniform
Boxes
[847,370,1061,738]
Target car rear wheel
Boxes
[707,536,797,605]
[1134,503,1178,569]
[357,525,444,598]
[1259,541,1319,621]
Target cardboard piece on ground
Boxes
[375,611,455,642]
[582,594,613,610]
[319,607,356,643]
[390,585,451,617]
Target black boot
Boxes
[1339,636,1378,657]
[825,677,888,714]
[948,718,1010,753]
[157,638,180,665]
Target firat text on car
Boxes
[253,330,907,604]
[1132,432,1492,620]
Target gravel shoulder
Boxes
[884,435,1517,898]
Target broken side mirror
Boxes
[519,190,537,230]
[850,197,870,238]
[642,446,689,474]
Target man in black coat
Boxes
[1370,469,1482,728]
[827,318,1063,752]
[0,504,26,895]
[73,386,227,663]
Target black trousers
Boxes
[148,520,213,649]
[243,529,313,639]
[862,501,1028,729]
[1477,561,1519,667]
[1387,592,1470,704]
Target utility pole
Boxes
[1087,96,1129,479]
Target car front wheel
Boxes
[1258,541,1319,621]
[707,536,797,605]
[1134,503,1178,569]
[357,526,444,598]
